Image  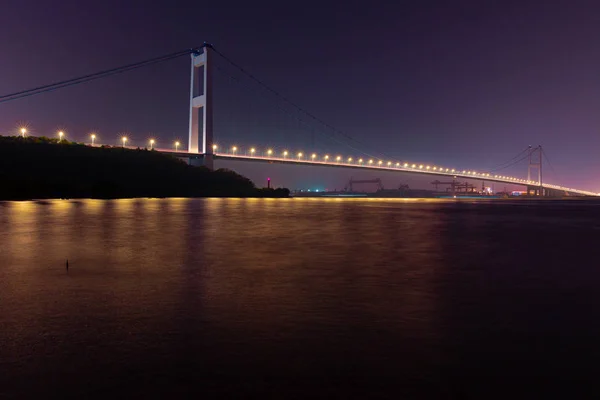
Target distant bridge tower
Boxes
[527,145,543,196]
[189,43,214,169]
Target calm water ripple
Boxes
[1,198,599,398]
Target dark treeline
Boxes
[0,136,289,200]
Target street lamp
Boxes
[232,146,237,155]
[58,131,64,141]
[175,141,180,151]
[122,136,127,147]
[283,150,288,158]
[20,128,26,137]
[149,139,155,150]
[348,157,353,162]
[91,133,96,145]
[358,158,363,164]
[324,155,329,161]
[297,152,303,159]
[250,148,256,156]
[212,144,218,152]
[311,153,317,161]
[267,149,273,156]
[368,160,373,164]
[336,156,341,162]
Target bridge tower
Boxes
[188,43,214,169]
[527,145,543,196]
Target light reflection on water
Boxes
[1,198,599,398]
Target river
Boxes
[1,198,599,398]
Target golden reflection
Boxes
[200,198,440,342]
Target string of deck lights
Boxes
[9,126,599,196]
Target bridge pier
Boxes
[185,154,214,169]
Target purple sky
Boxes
[1,0,600,191]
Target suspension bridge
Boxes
[2,43,597,197]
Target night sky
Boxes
[1,0,600,191]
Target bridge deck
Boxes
[102,145,598,197]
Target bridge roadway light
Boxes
[426,165,430,170]
[283,150,288,158]
[91,133,96,145]
[419,165,423,169]
[122,136,127,147]
[149,139,155,150]
[378,160,383,166]
[348,157,353,162]
[337,156,341,162]
[311,153,317,160]
[20,127,26,137]
[324,155,329,161]
[213,144,218,152]
[411,164,416,168]
[358,158,363,164]
[395,162,400,167]
[250,148,256,156]
[58,131,64,141]
[368,159,373,164]
[267,149,273,156]
[297,152,303,159]
[232,146,237,155]
[404,163,408,167]
[175,141,180,151]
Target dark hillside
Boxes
[0,136,289,200]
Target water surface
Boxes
[1,198,599,398]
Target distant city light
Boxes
[20,127,26,137]
[58,131,64,141]
[175,141,180,151]
[149,139,155,149]
[90,133,96,145]
[122,136,127,147]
